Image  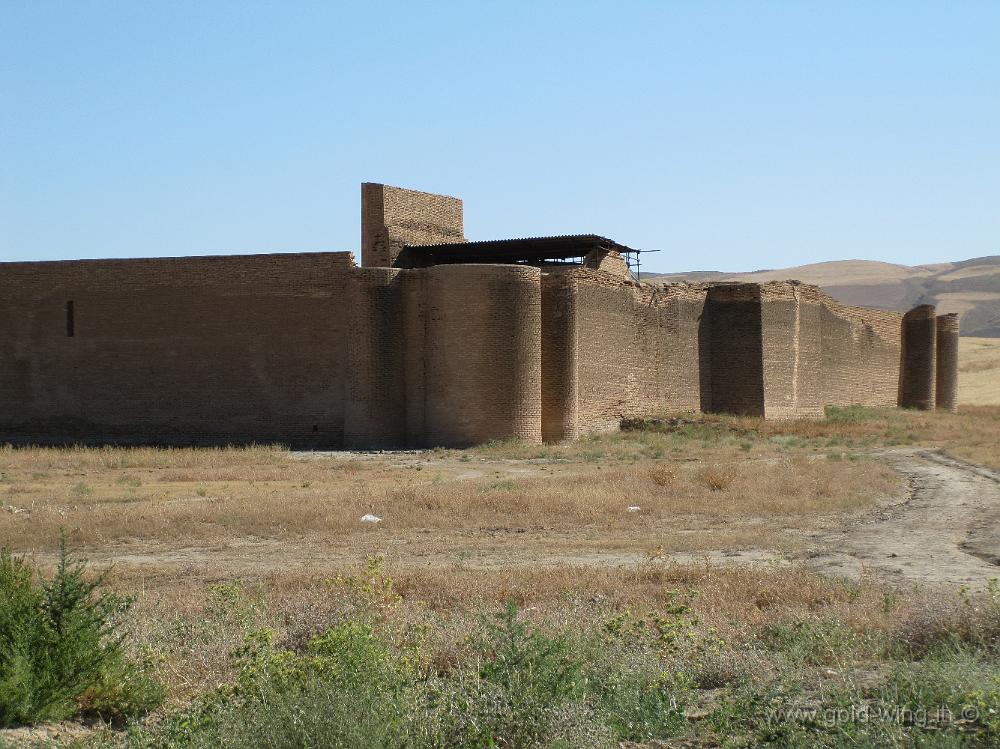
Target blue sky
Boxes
[2,1,997,273]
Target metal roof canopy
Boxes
[402,234,642,265]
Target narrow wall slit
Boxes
[65,301,74,337]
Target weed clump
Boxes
[697,464,737,492]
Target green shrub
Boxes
[0,539,162,727]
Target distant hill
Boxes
[647,256,1000,337]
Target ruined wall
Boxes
[361,183,465,268]
[818,292,904,409]
[935,313,959,412]
[705,285,765,416]
[898,305,938,410]
[540,273,578,442]
[570,271,706,433]
[758,284,825,418]
[0,253,354,447]
[422,265,542,446]
[0,245,926,450]
[755,283,903,418]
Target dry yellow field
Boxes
[960,336,1000,404]
[2,407,1000,747]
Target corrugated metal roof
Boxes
[403,234,640,264]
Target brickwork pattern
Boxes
[570,272,706,433]
[935,313,959,412]
[0,253,354,447]
[361,183,465,268]
[423,265,542,446]
[899,305,938,410]
[540,274,578,442]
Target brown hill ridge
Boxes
[649,255,1000,337]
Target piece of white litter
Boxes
[627,506,641,513]
[360,514,382,524]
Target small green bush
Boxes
[0,539,162,727]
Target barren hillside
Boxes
[650,255,1000,337]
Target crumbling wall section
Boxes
[758,283,824,418]
[423,265,542,446]
[571,272,706,432]
[815,292,904,409]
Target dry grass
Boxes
[959,337,1000,405]
[3,409,999,745]
[0,440,897,556]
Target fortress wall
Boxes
[540,273,579,442]
[0,253,354,447]
[705,285,765,416]
[570,272,705,432]
[808,288,905,409]
[361,183,465,268]
[401,270,429,445]
[423,265,542,446]
[758,284,825,418]
[935,313,959,412]
[898,304,938,410]
[344,267,406,447]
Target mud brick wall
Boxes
[814,292,904,410]
[570,271,706,432]
[704,285,765,416]
[758,284,824,418]
[422,265,542,447]
[0,253,354,447]
[344,267,405,447]
[361,183,465,268]
[898,304,938,410]
[935,313,959,412]
[540,273,578,442]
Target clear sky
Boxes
[2,1,997,273]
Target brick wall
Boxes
[540,273,578,442]
[361,183,465,268]
[570,272,706,432]
[899,305,938,410]
[705,284,766,416]
[0,254,546,448]
[0,253,354,447]
[422,265,542,446]
[344,267,405,447]
[0,247,929,449]
[935,313,959,412]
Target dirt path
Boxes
[806,449,1000,588]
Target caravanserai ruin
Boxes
[0,183,958,448]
